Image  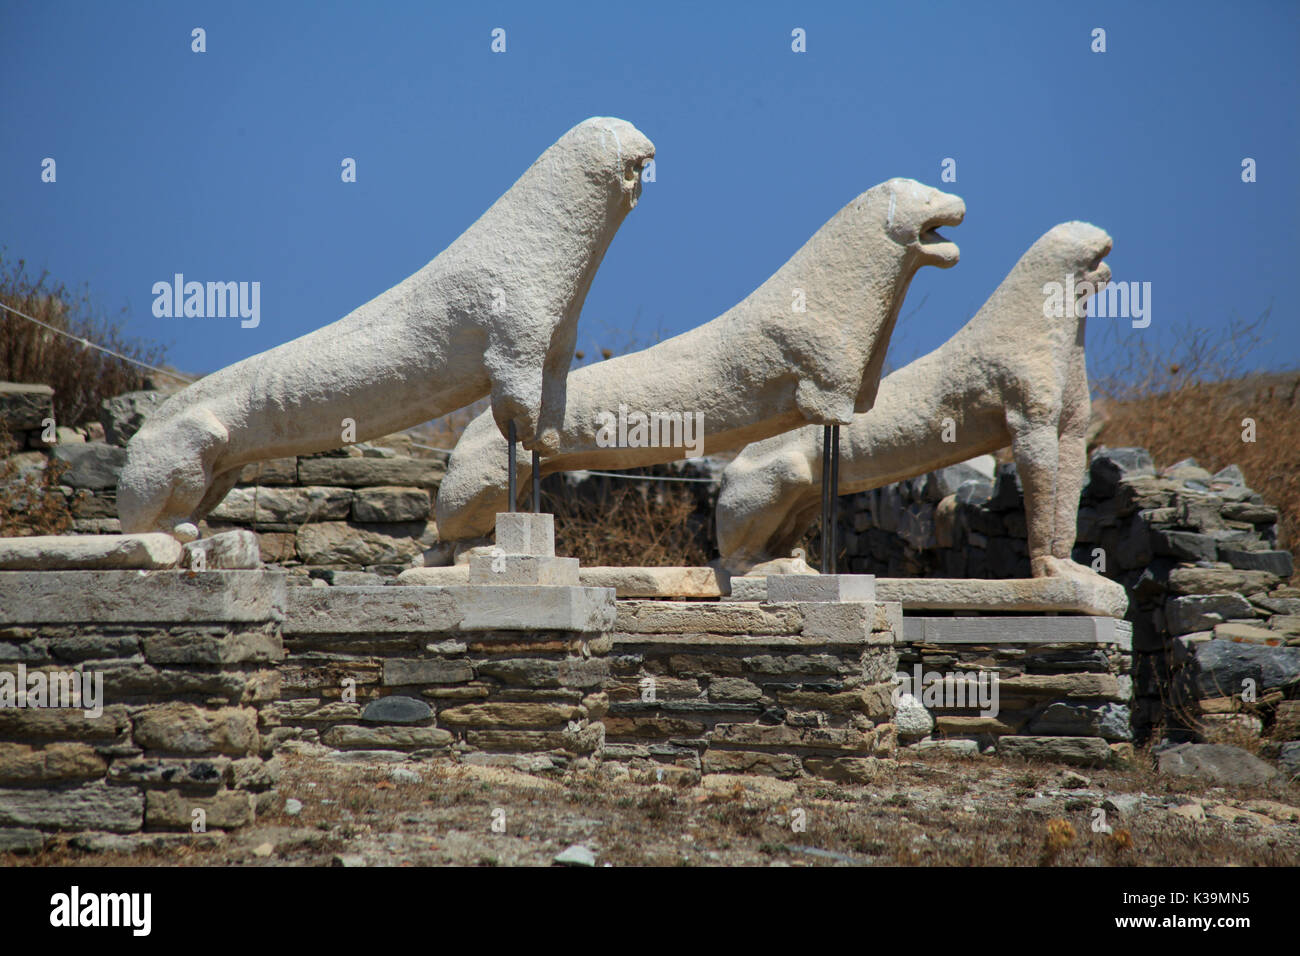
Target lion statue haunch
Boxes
[434,178,965,545]
[716,221,1113,578]
[118,118,654,540]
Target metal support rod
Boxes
[532,450,541,513]
[507,421,517,513]
[829,424,840,574]
[820,425,832,572]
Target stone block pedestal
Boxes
[465,513,578,587]
[495,512,555,557]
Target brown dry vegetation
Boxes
[0,423,76,536]
[4,749,1297,868]
[543,470,716,567]
[1091,312,1299,558]
[0,253,175,426]
[1094,378,1299,557]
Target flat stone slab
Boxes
[0,781,144,833]
[0,570,285,624]
[610,625,893,648]
[729,576,768,601]
[0,533,182,571]
[995,735,1113,767]
[398,566,470,586]
[613,599,899,645]
[495,512,555,557]
[286,584,616,634]
[0,381,55,431]
[577,566,727,598]
[903,616,1132,650]
[733,574,1126,617]
[877,575,1128,618]
[450,584,615,632]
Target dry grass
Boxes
[5,748,1296,868]
[0,252,171,426]
[1091,311,1299,558]
[543,471,715,567]
[1095,377,1300,557]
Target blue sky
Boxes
[2,0,1297,378]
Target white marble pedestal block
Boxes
[463,512,577,586]
[469,552,579,586]
[495,512,556,557]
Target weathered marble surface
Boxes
[717,222,1113,579]
[0,533,182,571]
[435,179,965,542]
[118,118,654,540]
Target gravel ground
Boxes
[8,749,1300,867]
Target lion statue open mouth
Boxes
[433,179,965,547]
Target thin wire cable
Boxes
[408,442,716,483]
[578,469,715,483]
[0,299,195,384]
[0,308,722,487]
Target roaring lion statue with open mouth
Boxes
[433,179,965,547]
[118,118,654,540]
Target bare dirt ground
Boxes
[7,750,1300,868]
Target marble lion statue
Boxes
[118,118,654,540]
[434,178,966,547]
[716,221,1113,579]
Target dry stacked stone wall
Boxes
[896,621,1133,766]
[601,599,900,785]
[272,586,613,775]
[0,569,908,844]
[839,446,1298,766]
[0,571,285,852]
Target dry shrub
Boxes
[1095,378,1299,557]
[0,252,171,426]
[1040,817,1076,864]
[541,469,715,567]
[1091,311,1299,557]
[1108,829,1134,853]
